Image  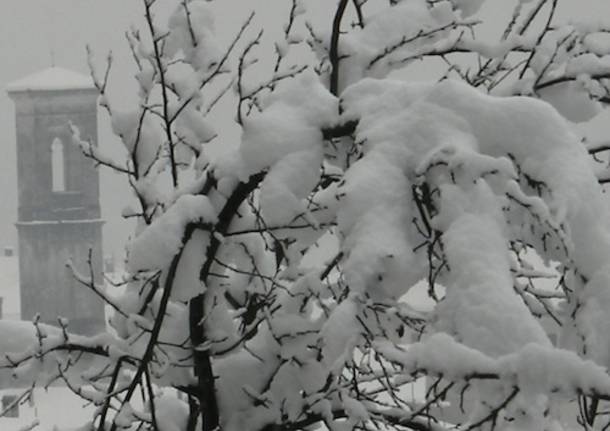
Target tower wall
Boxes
[11,90,100,222]
[17,221,104,334]
[8,81,105,335]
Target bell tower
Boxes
[7,67,105,335]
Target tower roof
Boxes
[7,67,94,93]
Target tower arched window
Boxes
[51,137,65,192]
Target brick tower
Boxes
[7,67,104,335]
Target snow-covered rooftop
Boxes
[6,67,94,93]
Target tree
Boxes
[4,0,610,430]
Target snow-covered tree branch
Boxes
[5,0,610,430]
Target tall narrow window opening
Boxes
[51,137,65,192]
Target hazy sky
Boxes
[0,0,284,259]
[1,0,140,258]
[1,0,609,261]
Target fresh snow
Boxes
[8,1,610,430]
[127,195,217,273]
[7,67,94,93]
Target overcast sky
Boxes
[0,0,284,259]
[0,0,609,261]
